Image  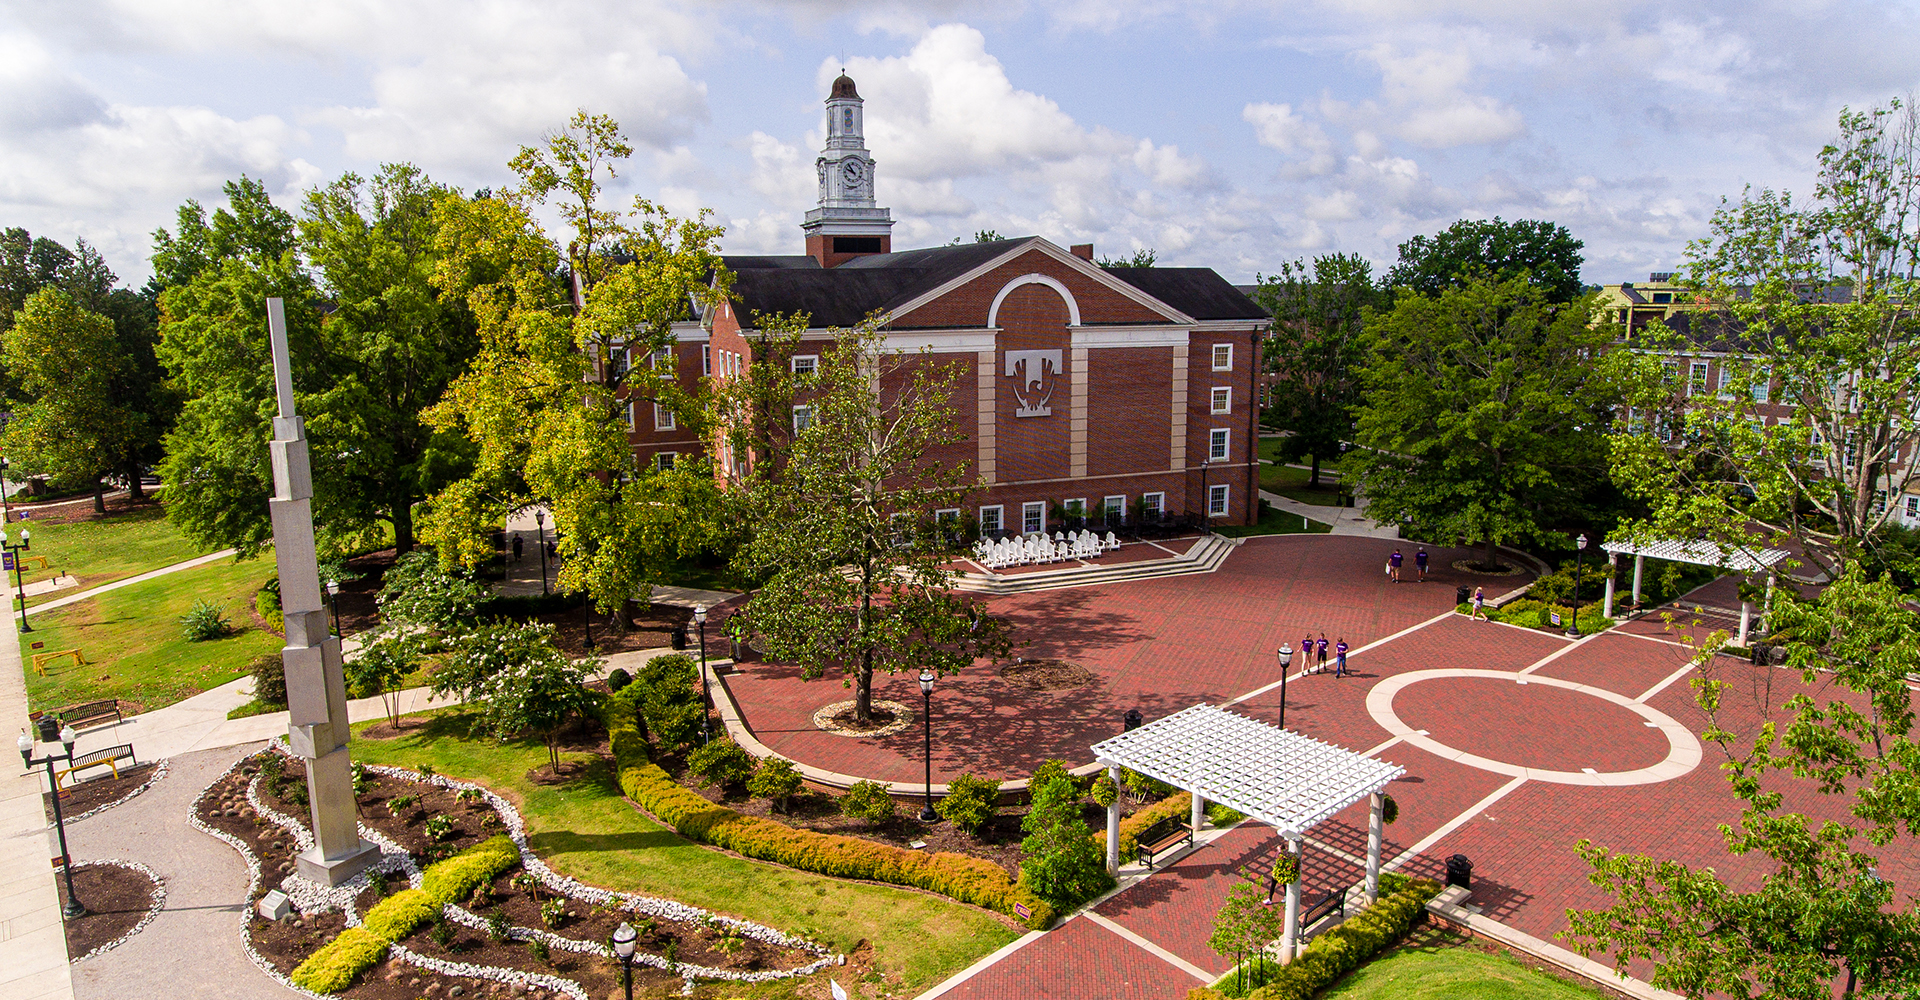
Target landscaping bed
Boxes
[45,761,162,823]
[60,861,162,961]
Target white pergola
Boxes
[1091,704,1404,959]
[1600,539,1790,645]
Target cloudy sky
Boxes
[3,0,1917,286]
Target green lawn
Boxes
[15,504,215,606]
[1255,442,1348,506]
[351,711,1020,998]
[1216,503,1332,538]
[25,554,280,713]
[1322,928,1606,999]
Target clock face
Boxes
[841,159,866,186]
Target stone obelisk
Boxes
[266,297,378,885]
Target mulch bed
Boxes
[332,549,399,638]
[999,658,1094,692]
[60,863,158,958]
[9,491,154,525]
[45,762,159,823]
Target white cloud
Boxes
[1243,102,1337,176]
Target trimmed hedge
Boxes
[290,835,520,993]
[602,691,1054,930]
[1092,791,1194,860]
[1187,878,1443,1000]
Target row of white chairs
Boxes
[972,530,1121,569]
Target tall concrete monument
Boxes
[266,297,379,885]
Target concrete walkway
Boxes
[24,549,238,620]
[1,602,73,998]
[66,743,296,1000]
[1261,489,1399,538]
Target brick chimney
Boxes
[1070,243,1093,261]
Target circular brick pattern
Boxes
[1366,668,1702,785]
[811,700,915,738]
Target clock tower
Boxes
[803,74,893,267]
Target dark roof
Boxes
[831,74,859,99]
[722,255,819,270]
[1105,268,1270,321]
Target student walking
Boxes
[512,534,524,561]
[1301,632,1315,670]
[1471,586,1487,620]
[1388,548,1404,582]
[1334,637,1349,677]
[1316,633,1330,673]
[1415,547,1429,582]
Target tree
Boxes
[1209,880,1286,993]
[344,633,419,729]
[374,549,485,635]
[0,289,153,510]
[1098,248,1157,268]
[467,621,594,770]
[728,324,1014,725]
[1608,100,1920,581]
[1254,253,1388,486]
[1387,217,1586,303]
[1018,761,1113,909]
[1349,274,1619,567]
[1566,568,1920,999]
[421,111,728,621]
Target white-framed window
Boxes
[1689,360,1709,395]
[626,401,637,431]
[655,452,677,471]
[1212,344,1233,371]
[792,355,819,376]
[1718,366,1734,399]
[1064,498,1086,519]
[1754,370,1770,403]
[611,347,631,380]
[979,505,1004,533]
[935,508,960,522]
[1209,428,1231,461]
[1208,483,1230,517]
[1211,386,1232,414]
[702,344,711,376]
[651,348,675,377]
[1022,501,1046,535]
[1143,491,1165,516]
[1906,495,1919,521]
[792,404,815,432]
[1661,361,1679,386]
[654,403,677,431]
[1103,495,1126,523]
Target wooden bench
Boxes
[1264,879,1356,933]
[30,648,89,677]
[1136,814,1194,868]
[56,699,122,729]
[56,744,136,787]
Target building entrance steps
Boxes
[951,533,1239,594]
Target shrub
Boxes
[527,935,551,966]
[1091,791,1194,860]
[180,599,233,641]
[540,897,567,929]
[255,582,283,633]
[606,667,633,693]
[1186,879,1443,1000]
[936,773,999,835]
[600,690,1053,930]
[1020,764,1113,911]
[486,908,509,941]
[628,654,704,751]
[746,757,804,812]
[248,653,286,706]
[424,814,455,841]
[688,739,756,789]
[840,780,896,824]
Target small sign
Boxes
[258,889,292,921]
[30,641,43,650]
[17,510,30,519]
[1014,902,1031,920]
[908,840,927,850]
[831,980,849,1000]
[1549,611,1562,627]
[51,855,67,869]
[2,553,12,571]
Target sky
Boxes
[3,0,1918,287]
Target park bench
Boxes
[57,744,136,787]
[1136,814,1194,868]
[55,699,122,729]
[30,648,89,677]
[1263,878,1356,934]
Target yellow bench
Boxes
[30,648,87,677]
[19,554,47,572]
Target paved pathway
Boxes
[24,549,237,620]
[65,743,296,1000]
[1260,489,1400,538]
[1,587,72,1000]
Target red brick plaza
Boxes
[716,535,1917,998]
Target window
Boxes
[1718,366,1734,399]
[1103,495,1126,523]
[1906,495,1919,521]
[654,403,676,431]
[935,508,960,522]
[1652,292,1673,304]
[1064,498,1086,518]
[702,344,711,376]
[654,452,677,471]
[1022,501,1046,535]
[979,505,1004,533]
[1209,428,1230,461]
[1143,491,1165,516]
[1212,344,1233,371]
[1689,360,1709,395]
[651,348,675,377]
[792,355,819,376]
[1754,368,1771,404]
[1661,361,1679,386]
[610,348,631,380]
[1208,484,1230,517]
[626,401,637,431]
[792,404,815,432]
[1211,386,1232,414]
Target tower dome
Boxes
[830,74,859,99]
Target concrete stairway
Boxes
[951,534,1240,594]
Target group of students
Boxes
[1385,547,1431,582]
[1300,632,1351,678]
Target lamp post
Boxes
[611,920,636,1000]
[533,510,549,596]
[324,579,340,638]
[19,726,84,918]
[1276,645,1293,729]
[694,604,710,745]
[2,526,31,633]
[918,668,937,822]
[1566,534,1588,637]
[1199,458,1211,533]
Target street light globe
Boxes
[1577,533,1589,550]
[918,668,935,696]
[16,729,31,761]
[58,725,76,752]
[1277,644,1293,669]
[20,528,28,548]
[693,604,707,625]
[611,921,636,959]
[325,580,340,597]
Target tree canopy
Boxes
[1387,217,1586,303]
[1253,252,1388,485]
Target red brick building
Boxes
[688,74,1270,530]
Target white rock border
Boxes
[63,858,166,964]
[812,699,915,738]
[53,757,170,827]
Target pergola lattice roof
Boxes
[1090,704,1404,840]
[1600,538,1788,572]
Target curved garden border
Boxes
[65,859,167,964]
[56,758,170,828]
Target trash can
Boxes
[36,715,60,743]
[1123,709,1143,732]
[1455,585,1472,606]
[670,626,688,651]
[1446,854,1473,890]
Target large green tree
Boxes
[1253,252,1387,486]
[1609,100,1920,580]
[1567,568,1920,999]
[727,325,1013,724]
[1387,217,1586,303]
[1350,274,1619,567]
[0,289,153,510]
[420,111,728,621]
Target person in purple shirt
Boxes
[1415,547,1429,581]
[1315,633,1330,673]
[1334,637,1349,677]
[1388,548,1404,582]
[1301,633,1314,670]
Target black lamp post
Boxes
[19,726,84,918]
[1199,458,1212,533]
[1566,534,1588,637]
[324,579,340,638]
[533,510,549,596]
[694,604,710,745]
[1276,644,1294,729]
[611,920,636,1000]
[3,526,31,634]
[918,668,937,822]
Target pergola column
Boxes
[1632,554,1645,605]
[1738,600,1752,646]
[1105,765,1121,875]
[1365,793,1383,902]
[1190,790,1206,833]
[1761,574,1775,635]
[1280,838,1301,962]
[1602,553,1617,619]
